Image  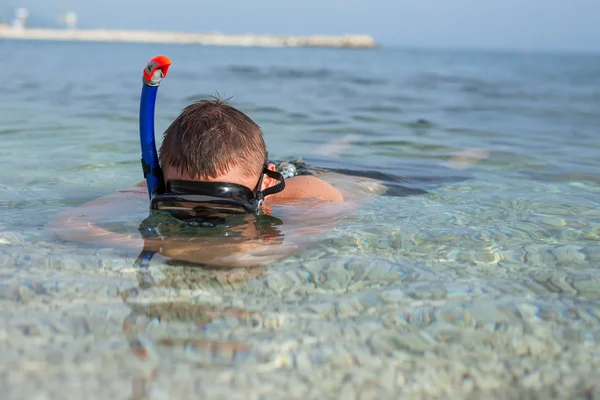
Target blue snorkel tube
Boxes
[139,55,172,199]
[135,56,171,269]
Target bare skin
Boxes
[46,162,350,268]
[161,161,344,202]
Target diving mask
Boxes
[150,164,286,219]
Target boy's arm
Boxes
[46,185,148,249]
[45,185,300,267]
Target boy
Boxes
[48,98,348,267]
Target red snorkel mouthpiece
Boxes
[142,55,172,86]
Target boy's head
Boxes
[159,98,277,191]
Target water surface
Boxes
[1,40,600,399]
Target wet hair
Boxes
[159,97,267,180]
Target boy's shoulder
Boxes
[266,158,343,203]
[271,175,344,202]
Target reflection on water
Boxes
[1,41,600,398]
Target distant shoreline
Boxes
[0,25,376,49]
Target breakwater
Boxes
[0,25,376,49]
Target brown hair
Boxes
[159,97,267,179]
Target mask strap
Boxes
[261,169,286,197]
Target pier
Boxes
[0,24,376,49]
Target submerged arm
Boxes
[46,185,148,249]
[46,185,300,268]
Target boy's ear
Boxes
[261,163,278,190]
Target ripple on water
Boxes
[3,44,600,398]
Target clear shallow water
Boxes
[1,40,600,399]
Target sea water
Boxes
[1,40,600,399]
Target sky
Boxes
[2,0,599,53]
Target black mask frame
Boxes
[149,163,286,219]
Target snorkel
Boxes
[139,55,171,199]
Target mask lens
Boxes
[151,193,258,215]
[152,199,249,215]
